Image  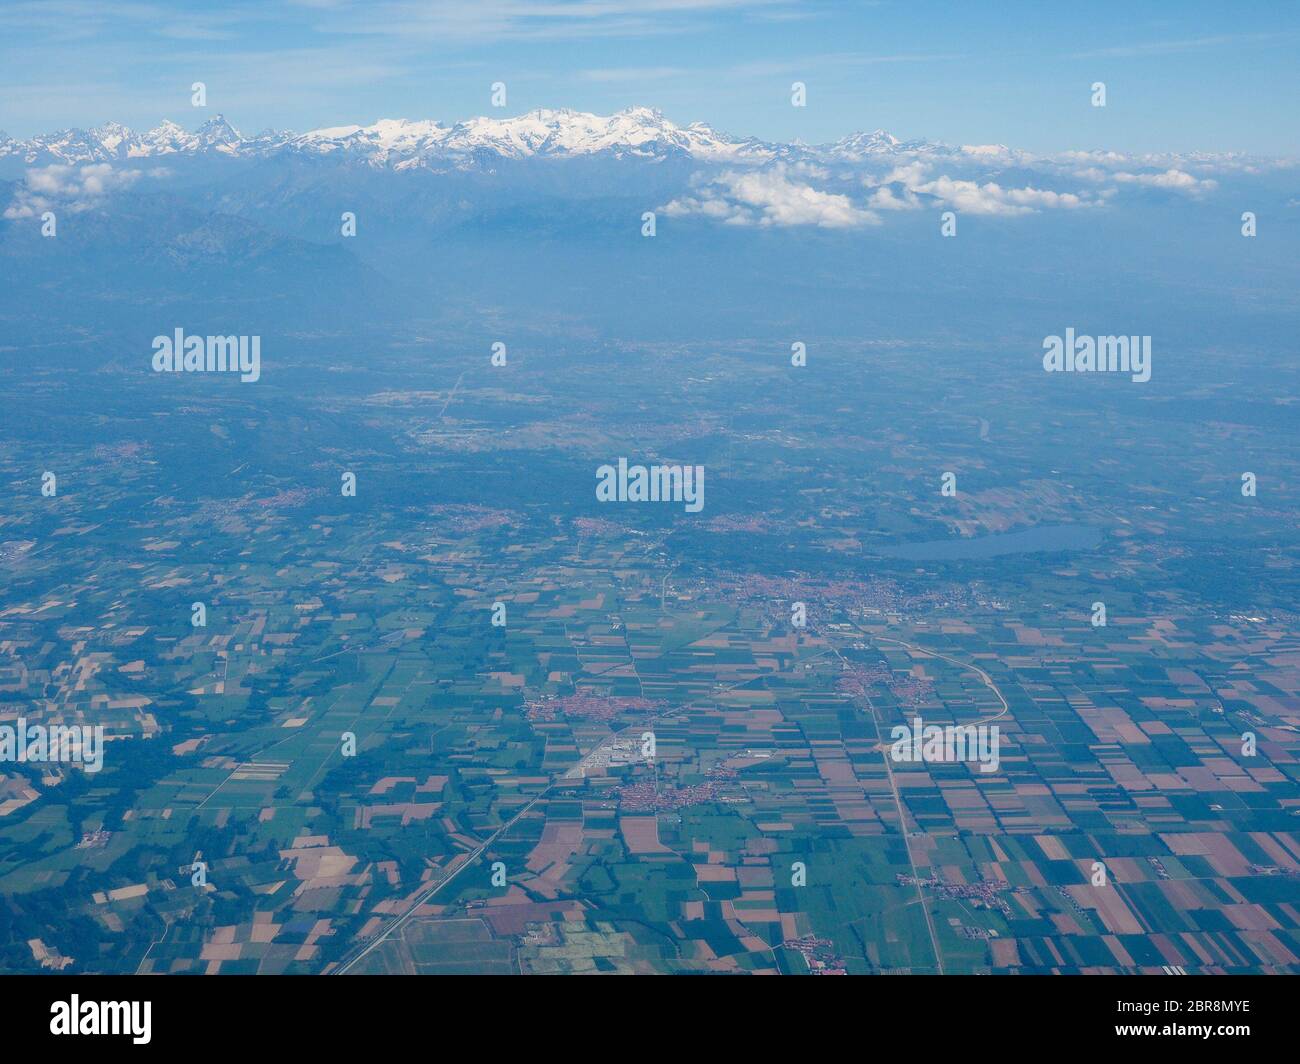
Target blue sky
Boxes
[1,0,1297,154]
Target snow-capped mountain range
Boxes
[0,108,922,168]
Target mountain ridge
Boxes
[0,107,932,168]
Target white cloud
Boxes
[958,144,1019,162]
[4,162,154,218]
[914,175,1088,215]
[863,160,1091,215]
[662,165,878,228]
[1050,151,1246,188]
[1062,162,1217,194]
[866,184,921,211]
[1111,168,1217,193]
[880,162,929,186]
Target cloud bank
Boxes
[662,165,879,228]
[3,163,159,219]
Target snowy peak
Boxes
[134,120,197,155]
[826,129,928,159]
[195,114,243,148]
[0,109,913,168]
[421,107,775,161]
